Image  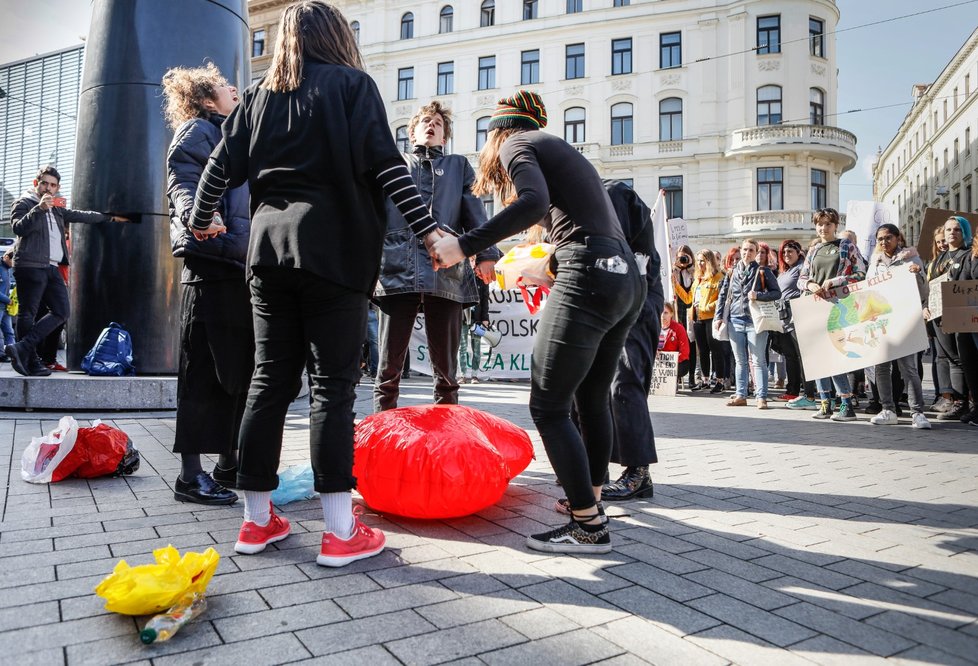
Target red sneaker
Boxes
[45,362,69,372]
[234,508,290,554]
[317,508,386,567]
[775,394,798,402]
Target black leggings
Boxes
[529,238,644,513]
[693,318,725,380]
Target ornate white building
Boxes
[873,27,977,245]
[249,0,856,248]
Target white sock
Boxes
[321,492,354,539]
[243,491,272,526]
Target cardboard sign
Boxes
[668,217,689,253]
[792,268,928,380]
[926,273,949,321]
[650,351,678,396]
[940,280,978,333]
[917,208,978,263]
[845,201,898,264]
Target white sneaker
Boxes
[912,412,932,429]
[870,409,898,425]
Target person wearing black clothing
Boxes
[432,91,645,554]
[460,270,491,382]
[189,1,445,567]
[162,63,249,506]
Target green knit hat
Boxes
[488,90,548,132]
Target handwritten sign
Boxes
[927,273,949,321]
[668,217,688,252]
[940,280,978,333]
[845,201,898,263]
[650,351,678,396]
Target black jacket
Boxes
[166,114,249,272]
[10,190,109,268]
[604,180,664,320]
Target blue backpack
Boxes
[82,322,135,376]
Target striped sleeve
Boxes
[189,157,229,231]
[375,162,437,238]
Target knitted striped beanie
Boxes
[488,90,548,132]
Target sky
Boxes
[2,0,976,211]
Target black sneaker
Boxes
[960,407,978,425]
[4,342,30,376]
[602,466,654,502]
[709,381,724,394]
[831,402,858,422]
[526,519,611,554]
[812,400,833,419]
[863,400,882,415]
[938,401,969,421]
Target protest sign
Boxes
[845,201,898,263]
[668,218,688,253]
[650,190,673,303]
[792,268,928,380]
[650,351,678,396]
[926,273,949,321]
[409,285,542,380]
[940,280,978,333]
[917,208,978,263]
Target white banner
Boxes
[668,217,688,252]
[792,268,928,380]
[844,200,898,264]
[408,285,543,380]
[650,351,678,396]
[651,190,673,303]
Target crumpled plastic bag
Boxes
[94,545,220,615]
[270,465,317,505]
[22,417,138,483]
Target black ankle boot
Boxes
[601,466,653,502]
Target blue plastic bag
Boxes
[82,322,135,376]
[270,465,317,505]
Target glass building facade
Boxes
[0,46,84,234]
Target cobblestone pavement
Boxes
[1,378,977,665]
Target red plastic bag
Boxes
[58,423,131,480]
[21,418,134,483]
[353,405,534,519]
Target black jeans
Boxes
[13,265,69,355]
[236,267,367,493]
[530,238,644,513]
[693,318,725,380]
[373,293,461,412]
[934,321,966,398]
[772,331,803,396]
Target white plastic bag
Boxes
[21,416,79,483]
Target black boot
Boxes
[601,466,653,502]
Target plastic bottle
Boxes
[139,593,207,644]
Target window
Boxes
[481,0,495,27]
[437,62,454,95]
[809,18,824,57]
[400,12,414,39]
[967,127,972,154]
[757,167,784,210]
[954,138,959,163]
[351,21,360,44]
[396,126,410,153]
[943,99,948,121]
[954,87,959,110]
[476,117,490,151]
[566,43,585,79]
[757,85,782,125]
[612,38,632,75]
[478,56,496,90]
[252,29,266,57]
[660,176,683,218]
[659,97,682,140]
[811,169,827,209]
[567,0,582,12]
[564,107,586,143]
[810,88,825,126]
[397,67,414,100]
[439,6,453,33]
[660,32,681,69]
[614,0,630,6]
[524,0,538,20]
[954,193,961,211]
[521,50,540,85]
[757,15,781,55]
[966,184,973,212]
[943,148,948,169]
[967,74,972,97]
[611,102,633,145]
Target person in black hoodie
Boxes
[189,1,445,568]
[162,63,248,506]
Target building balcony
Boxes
[727,124,858,171]
[731,209,826,237]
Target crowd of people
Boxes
[667,209,978,430]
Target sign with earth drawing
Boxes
[791,267,929,381]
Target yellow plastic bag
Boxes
[94,545,220,615]
[495,243,555,290]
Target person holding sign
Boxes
[866,224,931,429]
[658,303,690,376]
[683,250,725,394]
[797,208,866,421]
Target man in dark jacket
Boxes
[5,166,128,376]
[373,101,500,411]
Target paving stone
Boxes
[685,624,818,666]
[154,631,311,665]
[787,634,887,665]
[686,569,798,611]
[416,588,540,629]
[0,601,60,632]
[614,543,708,575]
[774,601,915,656]
[64,621,223,665]
[480,628,623,666]
[438,572,511,597]
[750,554,862,590]
[888,644,978,666]
[0,614,135,654]
[207,564,309,596]
[927,588,978,617]
[214,598,346,642]
[333,581,459,618]
[589,616,728,666]
[497,607,583,640]
[841,581,976,629]
[366,556,479,588]
[599,585,720,637]
[607,561,713,602]
[295,609,437,656]
[865,610,978,662]
[687,593,816,647]
[384,618,525,665]
[291,645,403,666]
[519,579,631,628]
[259,573,381,608]
[825,560,947,597]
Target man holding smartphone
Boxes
[5,166,128,376]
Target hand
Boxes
[423,228,447,261]
[110,216,131,223]
[475,260,496,284]
[908,263,921,273]
[923,307,931,320]
[432,235,465,269]
[38,194,54,211]
[748,291,757,301]
[192,212,226,241]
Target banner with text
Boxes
[940,280,978,333]
[844,201,898,263]
[792,268,928,380]
[650,351,678,396]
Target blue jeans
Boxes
[816,373,852,399]
[729,316,769,399]
[0,313,14,346]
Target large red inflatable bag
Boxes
[354,405,517,519]
[453,406,534,478]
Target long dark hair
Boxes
[777,239,802,272]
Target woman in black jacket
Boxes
[162,63,247,506]
[189,1,444,568]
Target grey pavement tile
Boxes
[589,616,728,666]
[0,573,107,610]
[0,537,54,558]
[900,564,978,596]
[611,526,703,554]
[384,618,525,665]
[888,644,978,666]
[64,621,223,665]
[62,594,114,621]
[599,585,719,637]
[213,598,346,642]
[366,557,480,589]
[0,562,56,589]
[865,610,978,662]
[826,560,947,597]
[521,579,631,628]
[53,527,159,551]
[5,647,65,666]
[590,654,651,666]
[291,645,403,666]
[787,635,887,666]
[438,572,511,597]
[677,530,774,560]
[608,561,713,602]
[49,507,147,527]
[841,582,977,629]
[259,573,381,608]
[498,607,583,640]
[774,601,916,656]
[685,624,818,666]
[153,631,311,665]
[333,581,459,618]
[295,609,436,656]
[750,554,862,590]
[0,613,135,654]
[108,533,216,558]
[3,520,106,544]
[416,588,540,629]
[207,564,309,596]
[457,550,550,588]
[762,576,889,621]
[687,593,817,647]
[686,569,798,611]
[928,588,978,617]
[0,601,60,632]
[682,547,784,583]
[205,590,271,621]
[530,555,634,596]
[480,628,623,666]
[1,544,111,574]
[614,543,708,575]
